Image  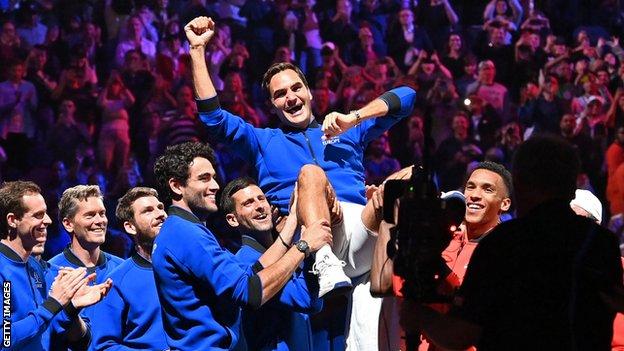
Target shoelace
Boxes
[310,254,347,275]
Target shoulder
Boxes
[48,252,68,266]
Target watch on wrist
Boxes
[295,240,310,257]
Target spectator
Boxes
[416,0,459,53]
[520,74,567,135]
[441,33,468,79]
[466,60,510,123]
[115,15,157,67]
[387,8,433,71]
[364,133,401,185]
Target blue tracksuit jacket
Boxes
[197,86,416,212]
[0,243,88,351]
[90,252,168,351]
[152,206,263,350]
[235,235,321,351]
[48,247,123,350]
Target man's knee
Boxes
[298,164,328,188]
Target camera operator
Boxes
[370,161,512,350]
[400,136,624,350]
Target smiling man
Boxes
[370,162,512,350]
[221,177,322,351]
[152,142,332,350]
[91,187,169,350]
[0,181,111,351]
[49,185,123,347]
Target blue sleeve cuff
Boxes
[196,96,221,112]
[43,297,63,316]
[252,261,263,274]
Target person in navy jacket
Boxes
[152,141,333,350]
[0,181,111,351]
[48,185,123,348]
[221,177,323,350]
[91,187,168,350]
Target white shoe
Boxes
[312,253,352,298]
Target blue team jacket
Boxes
[90,252,168,351]
[48,247,123,350]
[236,235,322,351]
[197,86,416,212]
[0,243,87,351]
[152,206,263,350]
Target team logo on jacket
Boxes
[322,137,340,146]
[29,268,44,289]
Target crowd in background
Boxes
[1,0,624,258]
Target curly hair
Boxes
[153,142,218,201]
[0,181,41,239]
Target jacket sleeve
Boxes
[90,284,140,351]
[359,86,417,145]
[1,268,64,350]
[175,225,263,309]
[269,259,322,313]
[196,97,263,164]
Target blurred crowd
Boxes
[1,0,624,258]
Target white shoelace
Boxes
[311,254,347,275]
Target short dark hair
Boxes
[116,187,159,224]
[154,142,218,201]
[220,177,258,214]
[262,62,309,93]
[0,181,41,239]
[472,161,513,197]
[512,135,579,201]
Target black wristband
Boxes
[278,234,291,249]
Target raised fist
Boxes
[184,17,216,47]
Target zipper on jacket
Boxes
[302,130,319,165]
[26,264,40,307]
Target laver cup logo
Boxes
[2,281,10,348]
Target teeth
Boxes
[467,204,482,209]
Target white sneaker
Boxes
[312,253,352,298]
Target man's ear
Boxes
[225,213,239,228]
[500,197,511,212]
[168,178,184,197]
[61,217,74,233]
[6,213,18,230]
[123,221,137,235]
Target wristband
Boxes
[278,234,291,249]
[351,110,361,125]
[189,44,205,50]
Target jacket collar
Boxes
[131,251,152,268]
[241,235,268,253]
[0,241,23,262]
[62,246,107,268]
[168,205,202,224]
[281,119,319,133]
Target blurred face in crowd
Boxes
[542,77,559,95]
[227,185,273,233]
[464,169,511,236]
[8,192,52,256]
[369,134,389,157]
[63,197,108,250]
[604,53,617,67]
[452,114,469,139]
[449,34,462,52]
[336,0,352,17]
[495,0,508,15]
[2,21,16,39]
[408,115,423,141]
[46,25,59,42]
[177,86,194,106]
[464,61,477,76]
[597,70,610,85]
[9,63,25,83]
[128,16,143,39]
[226,73,244,93]
[525,82,540,99]
[490,27,505,46]
[269,69,314,128]
[59,100,76,119]
[479,65,496,84]
[422,61,436,75]
[399,9,413,26]
[559,114,576,136]
[126,195,167,241]
[275,47,292,63]
[313,88,330,113]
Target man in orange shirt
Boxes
[370,161,512,350]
